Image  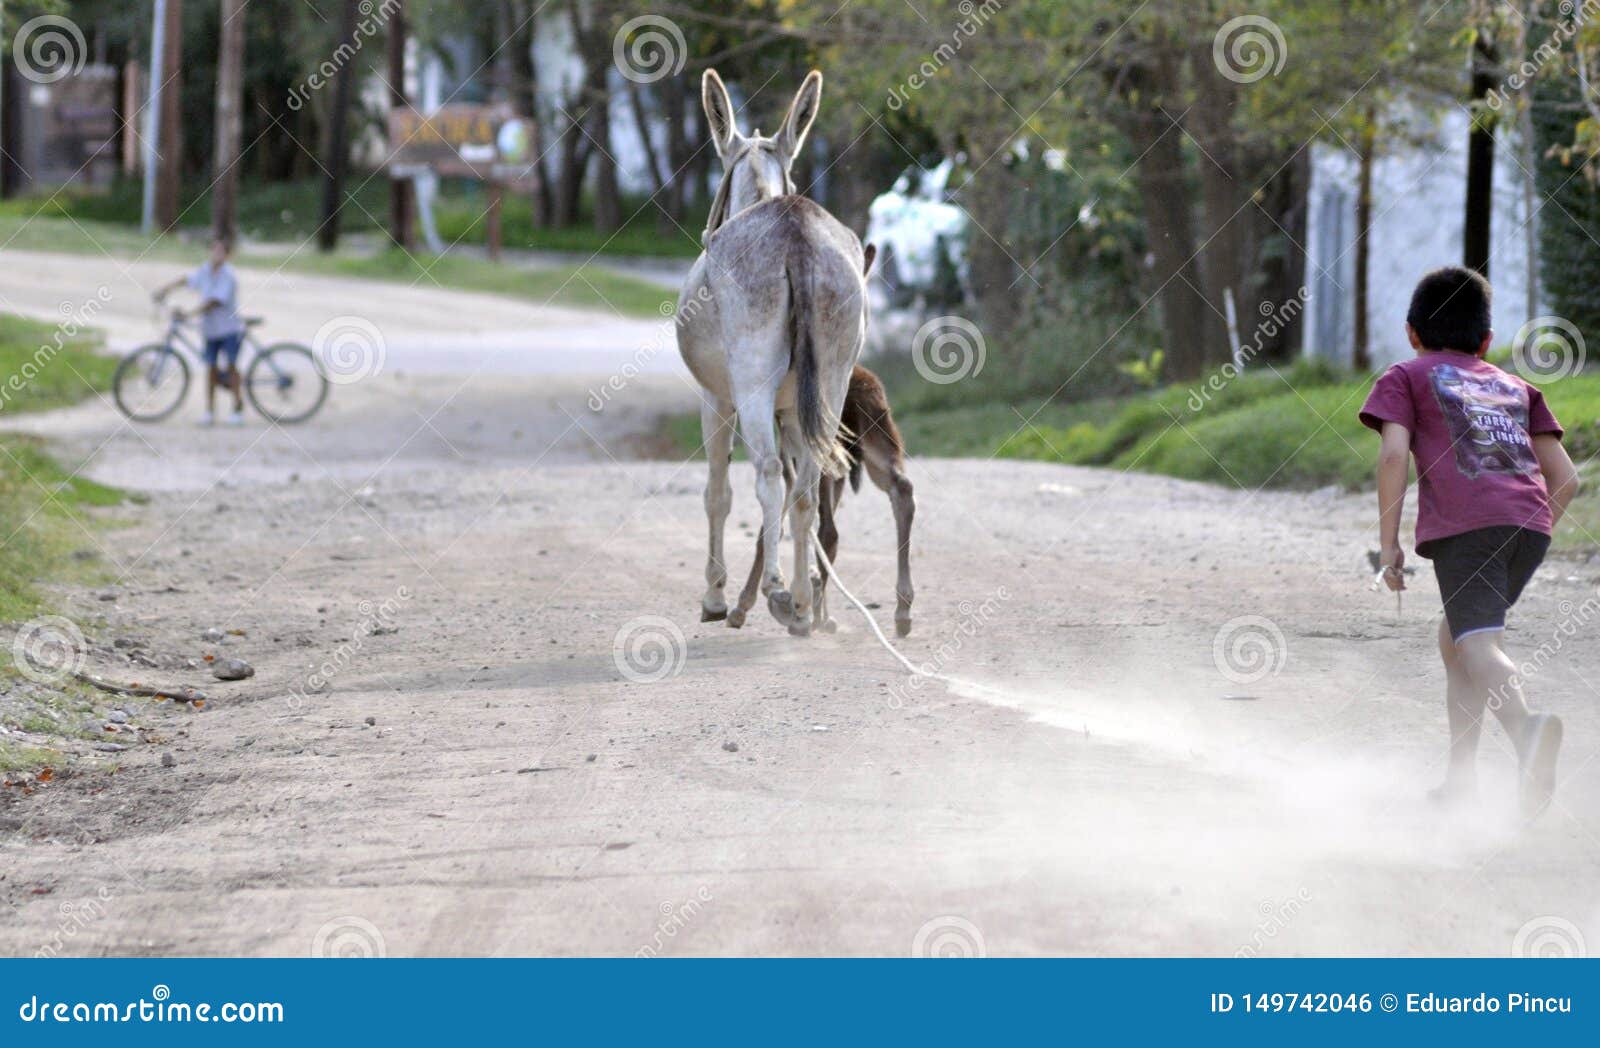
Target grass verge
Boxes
[0,313,122,777]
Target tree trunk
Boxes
[386,0,414,251]
[1353,112,1378,371]
[1189,46,1246,366]
[318,0,362,252]
[1464,32,1499,277]
[211,0,246,242]
[155,0,184,231]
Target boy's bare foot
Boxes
[1519,713,1563,822]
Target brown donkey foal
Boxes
[727,364,917,636]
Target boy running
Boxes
[155,237,247,426]
[1359,267,1581,819]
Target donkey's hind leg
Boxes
[779,410,821,637]
[729,461,791,629]
[736,388,795,626]
[699,397,737,621]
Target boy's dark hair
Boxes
[1406,266,1492,353]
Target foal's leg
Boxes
[699,397,736,621]
[864,446,915,637]
[813,476,841,633]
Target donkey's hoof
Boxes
[767,590,795,625]
[701,605,728,623]
[895,616,912,638]
[787,621,813,638]
[726,608,747,629]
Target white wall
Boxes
[1303,104,1539,366]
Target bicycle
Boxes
[112,306,330,425]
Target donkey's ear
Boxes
[776,70,822,168]
[702,69,738,158]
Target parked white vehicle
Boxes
[864,156,969,293]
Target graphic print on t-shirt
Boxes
[1428,363,1537,479]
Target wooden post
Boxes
[486,182,503,261]
[121,60,143,175]
[211,0,246,242]
[386,0,414,251]
[317,0,361,253]
[155,0,184,232]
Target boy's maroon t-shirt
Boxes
[1359,351,1562,552]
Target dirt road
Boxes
[2,265,1598,957]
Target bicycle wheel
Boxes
[112,344,191,422]
[245,342,329,425]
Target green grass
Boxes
[273,248,676,318]
[0,176,702,258]
[0,314,122,621]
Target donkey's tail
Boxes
[786,242,850,479]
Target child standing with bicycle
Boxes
[154,236,247,426]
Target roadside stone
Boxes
[107,710,129,724]
[200,628,224,643]
[364,716,376,726]
[722,741,739,753]
[212,659,255,681]
[161,753,176,768]
[94,743,127,753]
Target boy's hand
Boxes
[1379,544,1407,591]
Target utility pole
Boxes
[155,0,184,231]
[317,0,360,252]
[140,0,169,234]
[211,0,246,242]
[386,0,414,251]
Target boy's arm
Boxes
[1534,434,1581,528]
[1376,421,1411,591]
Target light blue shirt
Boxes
[187,262,244,340]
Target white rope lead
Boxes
[809,526,932,681]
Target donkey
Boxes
[676,69,869,636]
[729,363,916,637]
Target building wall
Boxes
[1303,105,1539,367]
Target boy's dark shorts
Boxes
[1421,525,1550,642]
[203,333,243,373]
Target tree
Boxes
[211,0,246,242]
[316,0,361,252]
